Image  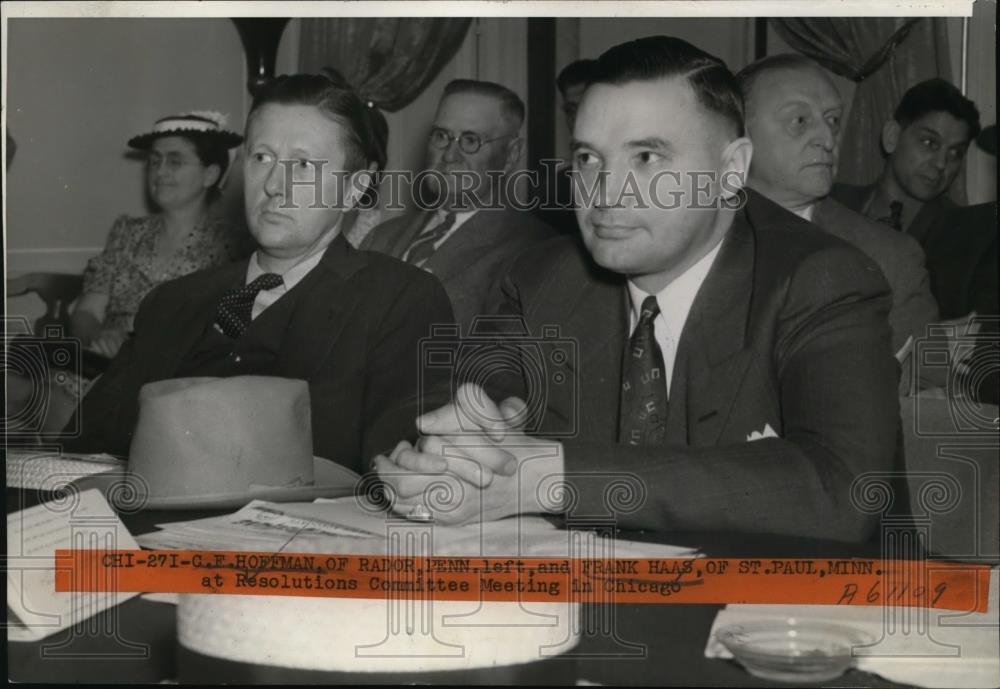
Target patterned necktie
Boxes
[618,295,668,446]
[877,201,904,231]
[405,212,457,266]
[214,273,284,339]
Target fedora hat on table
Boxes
[119,376,359,510]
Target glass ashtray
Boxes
[714,620,875,683]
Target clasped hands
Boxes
[373,383,564,525]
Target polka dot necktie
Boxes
[404,212,457,267]
[214,273,284,339]
[618,295,668,446]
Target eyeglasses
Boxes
[428,127,511,155]
[146,153,203,172]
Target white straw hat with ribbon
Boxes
[127,110,242,150]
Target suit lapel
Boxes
[813,197,857,245]
[550,252,627,439]
[677,208,757,446]
[274,234,367,380]
[155,262,246,376]
[811,197,833,230]
[389,211,434,259]
[423,210,506,282]
[908,197,951,247]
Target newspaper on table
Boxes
[137,497,701,559]
[7,488,140,642]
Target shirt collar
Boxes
[792,204,815,222]
[627,238,725,336]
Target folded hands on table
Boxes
[373,383,566,525]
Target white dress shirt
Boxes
[401,208,478,264]
[626,239,724,396]
[792,204,815,221]
[245,248,326,320]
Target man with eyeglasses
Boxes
[362,79,556,330]
[375,37,900,543]
[64,74,454,472]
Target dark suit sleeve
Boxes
[61,284,165,456]
[969,233,999,317]
[561,246,900,543]
[886,233,939,352]
[361,272,455,461]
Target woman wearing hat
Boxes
[72,111,244,359]
[5,112,245,438]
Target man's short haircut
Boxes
[557,59,598,95]
[735,53,827,114]
[894,78,981,141]
[247,73,389,206]
[247,73,388,175]
[590,35,745,137]
[441,79,525,131]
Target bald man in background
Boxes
[738,54,938,356]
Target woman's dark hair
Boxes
[246,72,389,207]
[590,35,745,138]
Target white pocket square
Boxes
[746,423,779,442]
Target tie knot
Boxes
[638,295,660,324]
[878,201,904,231]
[248,273,283,292]
[406,212,459,266]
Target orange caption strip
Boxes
[55,551,991,612]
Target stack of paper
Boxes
[138,497,700,559]
[136,499,385,552]
[7,489,140,642]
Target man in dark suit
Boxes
[361,79,554,330]
[831,79,980,248]
[738,54,938,355]
[375,37,900,543]
[67,74,453,473]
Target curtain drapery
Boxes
[298,18,472,112]
[772,18,961,199]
